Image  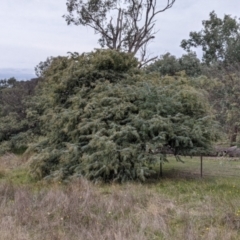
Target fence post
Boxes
[200,155,203,178]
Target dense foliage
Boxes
[181,11,240,65]
[0,78,40,154]
[25,50,218,182]
[180,11,240,145]
[199,63,240,145]
[145,52,202,77]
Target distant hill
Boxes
[0,68,36,80]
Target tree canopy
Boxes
[0,78,40,154]
[63,0,176,65]
[180,12,240,145]
[145,52,202,77]
[181,11,240,65]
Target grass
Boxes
[159,155,240,178]
[0,154,239,239]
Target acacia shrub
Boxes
[28,50,218,182]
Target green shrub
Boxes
[28,50,218,182]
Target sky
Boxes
[0,0,240,79]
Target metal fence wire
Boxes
[159,156,240,179]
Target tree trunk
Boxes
[230,125,238,146]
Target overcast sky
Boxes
[1,0,240,79]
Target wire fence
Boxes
[158,156,240,179]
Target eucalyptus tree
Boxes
[199,63,240,146]
[63,0,176,66]
[145,52,202,77]
[181,11,240,65]
[180,11,240,145]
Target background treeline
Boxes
[1,11,240,182]
[0,77,41,154]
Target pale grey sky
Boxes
[0,0,240,78]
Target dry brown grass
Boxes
[0,153,21,176]
[0,179,239,240]
[0,180,165,240]
[0,154,239,239]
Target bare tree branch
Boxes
[63,0,176,66]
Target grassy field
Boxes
[0,154,239,240]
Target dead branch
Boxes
[64,0,176,66]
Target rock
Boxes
[214,146,228,156]
[226,146,240,157]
